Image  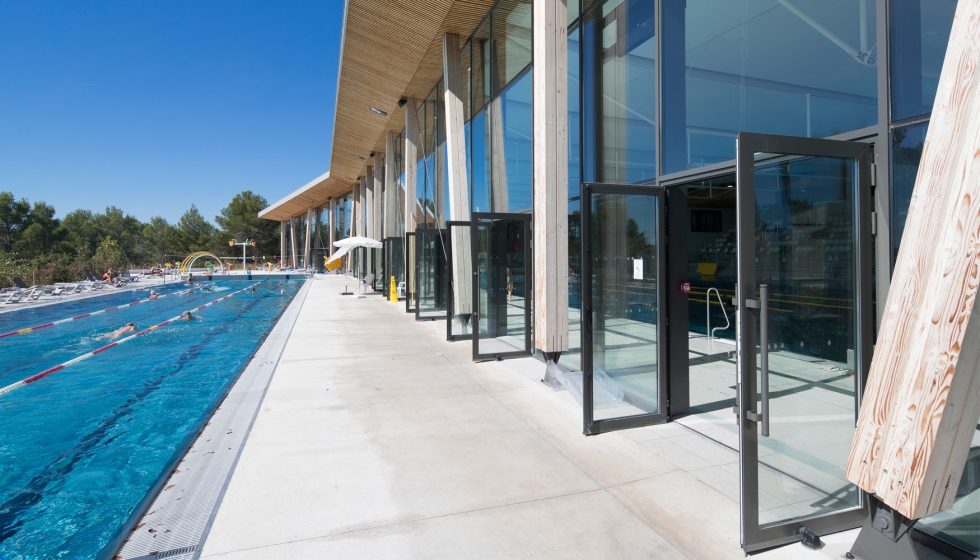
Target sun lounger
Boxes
[3,290,24,304]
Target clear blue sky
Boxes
[0,0,344,224]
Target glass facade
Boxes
[661,0,878,174]
[889,0,958,121]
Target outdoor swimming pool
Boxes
[0,279,304,559]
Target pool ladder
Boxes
[706,287,731,340]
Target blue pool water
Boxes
[0,279,303,559]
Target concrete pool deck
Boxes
[198,274,875,559]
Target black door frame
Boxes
[471,212,532,362]
[414,227,448,322]
[446,220,473,341]
[581,183,669,435]
[405,232,416,314]
[735,132,873,552]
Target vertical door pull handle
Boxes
[759,284,770,437]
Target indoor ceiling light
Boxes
[353,154,365,160]
[370,107,388,116]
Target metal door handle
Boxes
[759,284,770,437]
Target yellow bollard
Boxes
[389,276,399,303]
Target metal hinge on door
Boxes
[870,163,877,187]
[871,211,877,237]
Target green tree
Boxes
[91,206,144,263]
[142,216,176,264]
[91,237,126,273]
[0,192,30,251]
[176,205,216,254]
[58,209,100,258]
[16,201,63,258]
[215,191,279,256]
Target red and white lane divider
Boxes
[0,283,258,398]
[0,287,201,340]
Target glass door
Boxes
[405,232,417,314]
[582,184,666,434]
[471,213,531,361]
[415,228,447,321]
[446,221,473,341]
[384,237,404,300]
[735,132,872,552]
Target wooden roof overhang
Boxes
[259,0,495,221]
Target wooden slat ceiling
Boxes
[260,0,495,220]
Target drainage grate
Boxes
[156,545,198,558]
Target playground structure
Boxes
[179,251,227,276]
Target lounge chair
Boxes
[119,269,137,283]
[12,278,45,300]
[3,290,24,304]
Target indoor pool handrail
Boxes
[0,287,198,340]
[707,287,731,340]
[0,282,261,398]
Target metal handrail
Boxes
[706,287,731,340]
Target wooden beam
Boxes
[280,220,286,265]
[532,0,568,354]
[366,165,376,240]
[373,152,384,240]
[289,217,298,269]
[405,96,420,233]
[846,0,980,519]
[443,32,474,316]
[328,198,336,251]
[385,131,398,240]
[304,207,313,269]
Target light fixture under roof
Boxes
[370,107,388,116]
[353,154,365,160]
[345,176,355,181]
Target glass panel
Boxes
[470,111,491,213]
[590,192,661,420]
[917,435,980,556]
[448,222,475,339]
[496,71,533,213]
[568,0,580,26]
[492,0,533,94]
[461,41,472,120]
[406,234,417,312]
[417,229,448,319]
[475,217,529,355]
[473,22,492,113]
[593,0,657,183]
[563,26,584,372]
[751,153,859,526]
[891,121,927,268]
[662,0,878,174]
[889,0,958,121]
[387,237,405,294]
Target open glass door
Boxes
[582,184,666,434]
[471,213,531,361]
[735,132,872,552]
[405,232,417,314]
[446,221,473,341]
[415,228,447,321]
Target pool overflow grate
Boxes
[113,280,311,560]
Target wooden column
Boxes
[351,181,359,238]
[289,217,298,269]
[385,131,398,239]
[366,165,375,239]
[357,176,367,237]
[304,207,313,269]
[280,220,286,265]
[489,96,508,212]
[328,198,336,252]
[373,152,384,239]
[532,0,569,354]
[846,0,980,519]
[405,96,420,233]
[443,32,474,316]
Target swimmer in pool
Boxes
[179,311,194,321]
[148,290,160,300]
[280,288,286,295]
[250,287,256,294]
[186,273,194,284]
[102,322,137,340]
[199,283,214,293]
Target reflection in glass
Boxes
[492,0,532,94]
[593,0,657,183]
[891,122,927,267]
[417,229,448,320]
[662,0,878,173]
[889,0,958,121]
[475,217,529,356]
[473,22,492,113]
[498,71,533,212]
[751,154,859,526]
[591,193,660,420]
[563,26,584,372]
[918,437,980,556]
[448,222,474,339]
[470,114,491,213]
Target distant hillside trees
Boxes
[0,190,280,288]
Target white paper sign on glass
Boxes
[633,258,643,280]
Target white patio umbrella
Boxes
[326,236,383,264]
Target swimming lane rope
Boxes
[0,287,201,340]
[0,283,259,398]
